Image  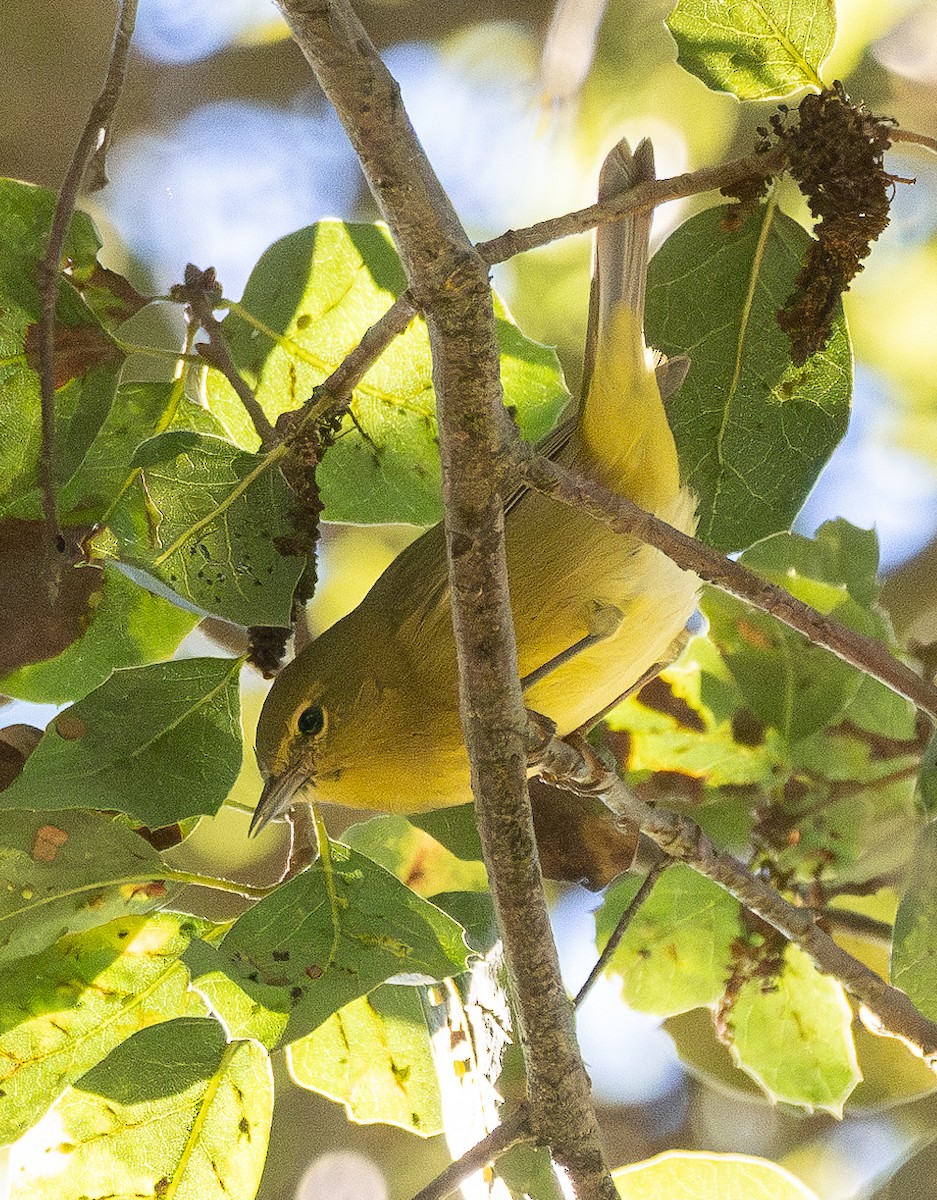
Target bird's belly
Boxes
[506,484,698,735]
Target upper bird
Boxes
[251,137,699,834]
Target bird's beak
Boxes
[249,762,310,837]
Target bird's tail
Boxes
[576,138,686,514]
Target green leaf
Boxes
[56,381,227,525]
[97,430,305,626]
[724,944,860,1113]
[287,984,443,1135]
[646,204,851,551]
[892,823,937,1020]
[0,179,130,523]
[341,815,488,897]
[0,810,177,967]
[190,839,470,1046]
[0,657,243,827]
[596,865,742,1015]
[701,522,892,742]
[701,590,865,743]
[0,912,208,1144]
[10,1018,272,1200]
[207,220,569,524]
[0,565,197,703]
[613,1150,820,1199]
[607,650,782,790]
[666,0,833,99]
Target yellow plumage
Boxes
[251,138,699,828]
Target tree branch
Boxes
[515,447,937,724]
[476,147,787,265]
[531,725,937,1067]
[275,2,615,1195]
[300,149,787,431]
[36,0,138,552]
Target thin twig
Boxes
[410,1106,533,1200]
[171,264,277,446]
[476,147,788,265]
[36,0,138,551]
[889,127,937,155]
[531,727,937,1066]
[278,149,788,438]
[515,447,937,724]
[820,907,894,946]
[574,860,670,1008]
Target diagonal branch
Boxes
[531,725,937,1066]
[36,0,138,554]
[274,2,616,1196]
[515,446,937,723]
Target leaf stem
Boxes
[160,867,273,900]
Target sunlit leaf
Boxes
[186,838,470,1046]
[0,810,177,967]
[646,204,851,551]
[0,657,243,827]
[341,815,488,897]
[666,0,833,99]
[207,220,570,524]
[287,984,443,1135]
[724,944,860,1113]
[97,431,305,626]
[10,1018,272,1200]
[596,865,741,1016]
[0,912,209,1143]
[57,381,227,524]
[613,1150,819,1198]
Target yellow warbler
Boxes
[251,138,698,833]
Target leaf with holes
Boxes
[187,838,470,1047]
[205,220,570,524]
[96,431,305,626]
[0,657,243,827]
[9,1018,272,1200]
[0,810,177,968]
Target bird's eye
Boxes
[297,704,326,736]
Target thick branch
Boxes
[275,2,615,1194]
[516,448,937,723]
[36,0,138,549]
[532,728,937,1066]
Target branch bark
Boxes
[36,0,138,553]
[532,727,937,1067]
[275,2,615,1194]
[515,447,937,723]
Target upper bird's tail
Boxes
[575,138,686,514]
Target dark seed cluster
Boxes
[246,398,341,677]
[759,81,896,365]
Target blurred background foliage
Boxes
[3,0,937,1196]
